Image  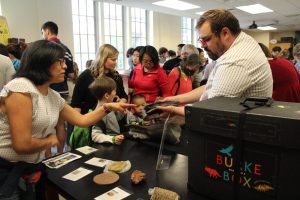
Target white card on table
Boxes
[76,146,98,155]
[94,187,131,200]
[85,157,110,168]
[63,167,93,181]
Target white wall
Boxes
[1,0,74,53]
[244,30,270,47]
[153,12,181,52]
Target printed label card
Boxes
[63,167,93,181]
[85,157,110,168]
[76,146,98,155]
[94,186,131,200]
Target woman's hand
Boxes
[105,102,135,112]
[46,134,59,147]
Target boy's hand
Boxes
[114,135,124,145]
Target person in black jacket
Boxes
[163,43,185,74]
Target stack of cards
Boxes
[43,152,81,169]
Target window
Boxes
[131,7,147,47]
[193,19,201,48]
[181,17,192,44]
[103,3,124,70]
[72,0,96,71]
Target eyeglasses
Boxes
[197,33,214,45]
[58,58,66,66]
[142,59,154,65]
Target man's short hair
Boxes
[272,46,281,53]
[0,43,9,57]
[181,44,199,56]
[41,21,59,35]
[168,50,176,57]
[196,9,241,37]
[14,40,65,85]
[89,76,116,100]
[7,43,22,59]
[177,44,185,49]
[158,47,168,55]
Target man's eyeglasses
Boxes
[142,59,154,65]
[58,58,66,66]
[198,33,214,45]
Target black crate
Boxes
[185,97,300,200]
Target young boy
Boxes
[89,76,125,145]
[127,94,151,126]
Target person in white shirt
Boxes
[158,9,273,116]
[0,54,15,90]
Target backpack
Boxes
[69,109,94,150]
[69,125,92,150]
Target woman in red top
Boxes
[259,43,300,102]
[128,45,171,103]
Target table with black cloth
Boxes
[46,139,209,200]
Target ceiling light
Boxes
[257,26,277,31]
[196,12,205,15]
[152,0,200,11]
[236,4,273,14]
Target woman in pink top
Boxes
[128,45,171,103]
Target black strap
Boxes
[174,67,181,95]
[233,97,273,199]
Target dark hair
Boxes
[196,9,241,37]
[272,46,281,52]
[197,48,204,53]
[168,50,176,57]
[86,59,93,68]
[258,43,272,58]
[0,43,9,57]
[177,44,185,48]
[14,40,65,85]
[139,45,159,66]
[7,43,22,59]
[131,94,146,104]
[181,53,201,68]
[133,46,144,54]
[126,47,134,58]
[41,21,58,35]
[89,76,116,100]
[158,47,168,55]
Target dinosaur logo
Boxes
[218,145,234,157]
[204,166,221,179]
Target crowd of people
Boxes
[1,8,300,200]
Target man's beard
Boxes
[205,48,219,60]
